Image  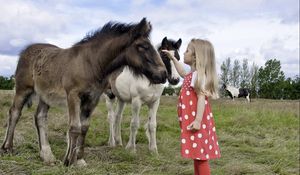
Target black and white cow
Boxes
[222,84,251,102]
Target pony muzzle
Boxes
[168,77,180,85]
[152,70,167,84]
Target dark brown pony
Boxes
[0,18,167,166]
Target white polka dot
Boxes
[200,148,204,153]
[209,131,211,135]
[212,127,216,132]
[192,111,196,116]
[189,101,193,105]
[192,143,197,148]
[179,103,181,107]
[186,91,190,95]
[190,135,195,141]
[195,158,200,160]
[205,139,208,144]
[210,113,213,117]
[202,124,206,129]
[181,96,183,99]
[181,129,183,133]
[184,115,188,120]
[181,139,186,144]
[205,100,208,104]
[215,150,218,155]
[182,104,185,109]
[185,149,189,154]
[212,136,214,141]
[206,154,209,159]
[198,133,202,138]
[209,145,212,150]
[217,142,219,145]
[179,117,182,121]
[207,115,210,120]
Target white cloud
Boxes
[0,55,18,77]
[0,0,298,78]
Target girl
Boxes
[162,39,220,175]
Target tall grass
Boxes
[0,90,299,175]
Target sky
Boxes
[0,0,299,78]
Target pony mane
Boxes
[157,39,178,50]
[74,21,136,46]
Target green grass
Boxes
[0,90,299,175]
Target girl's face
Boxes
[183,44,194,65]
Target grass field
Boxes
[0,90,299,175]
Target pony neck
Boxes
[94,35,130,79]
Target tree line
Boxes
[1,58,299,99]
[162,58,299,100]
[0,76,14,90]
[220,58,299,99]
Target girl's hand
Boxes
[187,118,201,132]
[161,50,175,60]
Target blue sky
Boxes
[0,0,299,78]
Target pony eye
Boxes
[137,44,149,50]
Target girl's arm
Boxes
[161,50,187,78]
[187,94,205,131]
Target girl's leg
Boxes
[199,160,210,175]
[194,160,200,175]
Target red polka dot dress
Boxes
[178,71,221,160]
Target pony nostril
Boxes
[169,78,180,85]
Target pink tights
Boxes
[194,160,210,175]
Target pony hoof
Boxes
[0,146,13,155]
[63,159,70,166]
[108,141,116,147]
[115,141,123,146]
[40,148,56,164]
[125,145,136,153]
[149,148,158,156]
[76,159,87,167]
[41,154,56,165]
[63,155,77,166]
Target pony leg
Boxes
[64,91,81,166]
[114,100,125,146]
[146,100,159,154]
[34,99,55,164]
[105,95,116,147]
[1,89,33,153]
[76,94,100,167]
[126,98,141,152]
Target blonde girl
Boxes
[162,39,220,175]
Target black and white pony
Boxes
[104,37,182,154]
[223,84,251,102]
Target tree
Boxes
[258,59,285,99]
[220,57,231,85]
[231,59,240,87]
[0,75,15,90]
[281,76,300,100]
[240,59,250,88]
[250,63,259,98]
[163,85,175,96]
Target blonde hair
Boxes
[189,39,219,99]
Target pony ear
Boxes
[161,37,168,47]
[132,18,152,39]
[175,38,182,49]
